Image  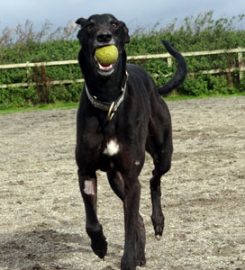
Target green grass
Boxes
[0,92,244,116]
[0,102,78,115]
[166,91,245,101]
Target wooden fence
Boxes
[0,47,244,89]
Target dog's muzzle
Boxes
[93,40,118,76]
[95,59,115,76]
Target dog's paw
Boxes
[87,226,108,258]
[136,255,146,267]
[91,233,108,259]
[121,255,136,270]
[154,224,164,238]
[151,214,164,237]
[135,242,146,266]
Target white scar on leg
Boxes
[103,139,119,156]
[83,180,95,195]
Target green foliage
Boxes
[48,83,82,103]
[0,83,82,110]
[181,75,238,96]
[0,11,245,108]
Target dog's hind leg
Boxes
[147,128,173,237]
[107,170,124,200]
[78,170,108,258]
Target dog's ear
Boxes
[121,21,130,43]
[76,17,87,28]
[76,18,87,43]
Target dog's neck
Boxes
[79,50,127,103]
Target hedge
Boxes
[0,11,244,107]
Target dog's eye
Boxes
[111,21,119,29]
[85,23,94,32]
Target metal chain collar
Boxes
[84,72,128,120]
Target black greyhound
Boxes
[75,14,187,270]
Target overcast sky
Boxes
[0,0,244,33]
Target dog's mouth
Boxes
[96,61,115,76]
[93,46,118,76]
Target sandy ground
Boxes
[0,96,244,270]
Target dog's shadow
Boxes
[0,227,122,270]
[0,228,92,270]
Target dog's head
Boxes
[76,14,130,77]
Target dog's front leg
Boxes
[78,170,108,259]
[121,174,141,270]
[107,170,146,267]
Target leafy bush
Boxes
[0,11,244,107]
[48,83,82,103]
[181,75,238,96]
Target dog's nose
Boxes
[96,31,112,43]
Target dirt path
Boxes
[0,96,244,270]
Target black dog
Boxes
[75,14,187,270]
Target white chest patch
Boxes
[103,139,120,156]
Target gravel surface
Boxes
[0,96,245,270]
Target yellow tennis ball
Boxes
[95,45,119,65]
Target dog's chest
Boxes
[103,138,120,156]
[84,118,121,154]
[81,114,138,171]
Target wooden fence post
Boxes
[167,57,173,68]
[237,50,244,82]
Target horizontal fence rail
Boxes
[0,47,244,89]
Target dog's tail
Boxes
[158,41,187,96]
